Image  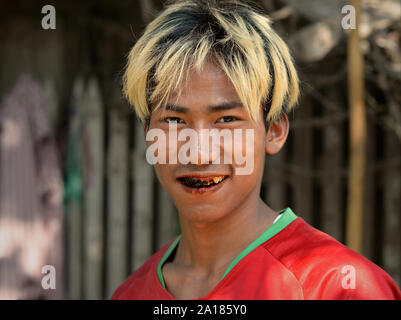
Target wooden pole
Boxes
[106,106,129,298]
[131,0,156,271]
[83,77,105,299]
[346,0,366,253]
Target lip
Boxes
[176,172,230,179]
[176,173,230,195]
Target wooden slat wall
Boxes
[57,0,400,298]
[362,110,377,261]
[56,67,400,300]
[59,78,400,299]
[132,122,154,271]
[0,0,398,301]
[383,130,401,285]
[0,0,399,301]
[106,105,129,299]
[82,78,104,300]
[320,89,344,241]
[66,77,85,300]
[292,101,314,224]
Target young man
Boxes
[112,0,401,299]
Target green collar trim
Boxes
[157,234,182,289]
[157,207,297,289]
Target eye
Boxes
[161,117,185,124]
[216,116,240,123]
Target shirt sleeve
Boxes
[303,251,401,300]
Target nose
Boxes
[196,128,220,165]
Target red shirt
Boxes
[112,208,401,300]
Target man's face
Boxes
[146,61,281,223]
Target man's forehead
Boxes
[175,61,230,90]
[164,68,240,107]
[161,101,244,114]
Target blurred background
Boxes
[0,0,400,299]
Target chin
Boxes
[178,204,230,223]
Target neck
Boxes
[174,192,277,277]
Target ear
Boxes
[265,114,289,155]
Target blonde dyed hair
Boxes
[123,0,299,123]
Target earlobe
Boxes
[265,114,289,155]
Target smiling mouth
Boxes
[178,176,228,189]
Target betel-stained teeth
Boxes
[180,176,226,188]
[212,176,224,183]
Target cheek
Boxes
[252,126,268,161]
[153,164,172,189]
[230,128,266,176]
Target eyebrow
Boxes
[164,101,243,113]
